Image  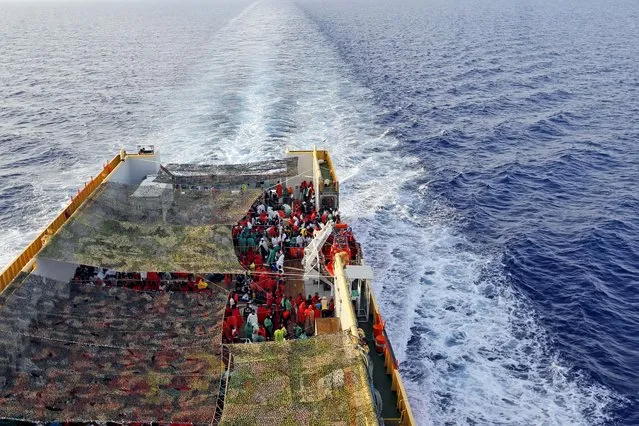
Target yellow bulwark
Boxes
[0,153,123,292]
[314,147,339,194]
[370,294,418,426]
[333,253,417,426]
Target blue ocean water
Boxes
[1,0,638,424]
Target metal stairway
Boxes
[302,221,334,287]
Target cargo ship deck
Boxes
[0,148,415,425]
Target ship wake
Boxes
[151,1,620,424]
[1,0,620,424]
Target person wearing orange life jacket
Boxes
[305,306,315,336]
[246,248,256,264]
[253,326,266,342]
[223,319,233,343]
[224,273,232,289]
[298,301,307,324]
[263,276,274,293]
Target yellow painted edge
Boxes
[286,149,316,154]
[333,252,359,337]
[312,146,322,206]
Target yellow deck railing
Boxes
[370,293,417,426]
[0,153,123,292]
[333,252,360,337]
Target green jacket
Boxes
[274,328,285,342]
[281,298,292,312]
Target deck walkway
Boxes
[359,315,402,421]
[320,163,337,194]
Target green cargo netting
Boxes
[221,334,378,426]
[39,181,261,273]
[0,273,228,423]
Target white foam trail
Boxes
[0,0,621,423]
[152,1,622,423]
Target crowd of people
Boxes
[223,179,340,343]
[72,265,226,293]
[72,177,344,345]
[223,290,335,343]
[233,179,340,273]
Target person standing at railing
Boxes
[245,319,254,341]
[294,323,304,338]
[247,308,258,330]
[281,295,292,313]
[276,251,285,273]
[321,297,328,317]
[297,300,307,325]
[264,315,273,340]
[305,305,315,336]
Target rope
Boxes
[241,270,336,281]
[69,278,225,294]
[0,306,222,324]
[0,328,222,351]
[0,318,222,336]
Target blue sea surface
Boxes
[1,0,638,424]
